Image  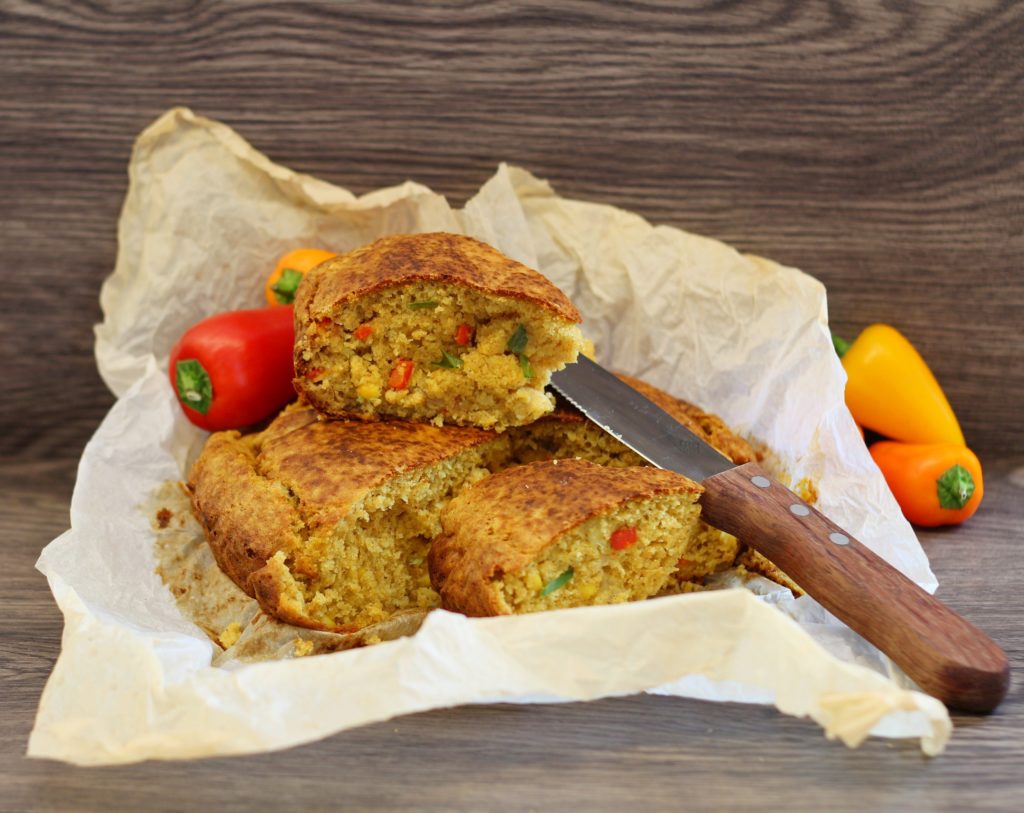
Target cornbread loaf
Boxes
[188,402,509,632]
[508,374,759,589]
[428,459,705,616]
[293,232,586,431]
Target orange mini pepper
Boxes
[870,441,983,527]
[265,248,337,306]
[837,324,964,445]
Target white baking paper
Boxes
[29,107,949,764]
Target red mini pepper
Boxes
[168,306,296,431]
[455,323,473,346]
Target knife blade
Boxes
[551,356,1009,712]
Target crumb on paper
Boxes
[735,553,804,598]
[294,638,314,657]
[795,477,818,505]
[218,622,243,649]
[155,507,173,529]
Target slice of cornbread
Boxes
[188,403,510,632]
[293,232,585,431]
[428,459,704,616]
[508,374,760,589]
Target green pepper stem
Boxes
[936,464,975,509]
[175,358,214,415]
[832,333,851,358]
[271,268,303,305]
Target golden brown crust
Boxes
[429,459,702,616]
[535,375,756,465]
[293,232,582,326]
[257,403,496,530]
[188,402,499,630]
[736,548,805,597]
[614,374,757,464]
[188,430,302,600]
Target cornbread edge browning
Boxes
[296,232,582,323]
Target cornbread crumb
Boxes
[737,548,805,596]
[293,638,315,657]
[795,477,818,505]
[501,489,703,613]
[218,622,243,649]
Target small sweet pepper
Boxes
[835,324,964,445]
[870,441,983,527]
[265,247,337,306]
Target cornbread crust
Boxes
[294,232,581,325]
[429,459,703,616]
[737,548,805,597]
[293,233,585,430]
[189,403,507,632]
[510,375,756,466]
[614,375,757,465]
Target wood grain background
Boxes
[2,2,1022,811]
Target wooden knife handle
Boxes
[699,462,1009,712]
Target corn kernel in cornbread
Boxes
[188,402,511,632]
[293,233,585,431]
[429,459,704,616]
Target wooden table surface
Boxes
[2,2,1022,810]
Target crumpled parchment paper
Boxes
[28,108,949,765]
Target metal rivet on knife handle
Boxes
[829,531,850,546]
[751,475,771,488]
[789,503,811,517]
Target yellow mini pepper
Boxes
[835,324,965,445]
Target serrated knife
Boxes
[550,356,1009,712]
